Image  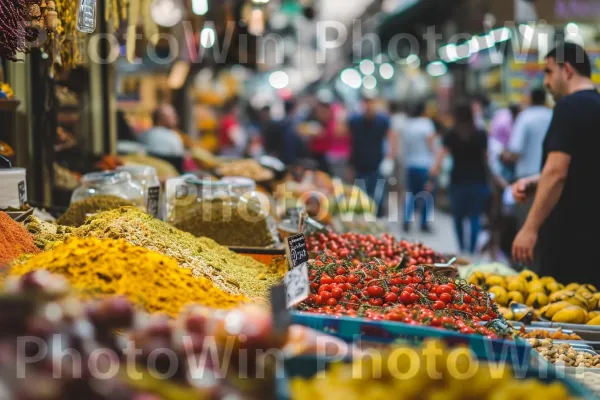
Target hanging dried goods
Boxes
[0,0,37,61]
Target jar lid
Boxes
[117,165,158,180]
[82,171,132,185]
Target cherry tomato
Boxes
[427,293,438,301]
[318,284,331,293]
[369,298,384,307]
[348,274,360,284]
[331,288,343,299]
[409,293,419,303]
[430,317,442,327]
[436,285,452,296]
[400,291,412,304]
[367,285,385,298]
[461,326,475,334]
[439,293,452,304]
[336,267,347,275]
[315,295,324,305]
[320,275,333,285]
[432,301,446,310]
[384,293,398,303]
[480,314,491,321]
[327,298,338,306]
[334,276,346,284]
[320,291,332,301]
[390,286,400,294]
[311,282,319,290]
[463,294,473,304]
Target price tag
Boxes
[17,181,26,208]
[147,186,160,218]
[283,233,310,308]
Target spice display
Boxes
[519,327,582,340]
[0,0,37,61]
[25,208,283,299]
[299,254,507,338]
[56,195,135,226]
[171,198,275,247]
[529,339,600,368]
[9,237,247,315]
[307,232,446,269]
[291,340,574,400]
[0,211,40,266]
[216,159,274,182]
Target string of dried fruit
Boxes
[140,0,158,44]
[54,0,83,70]
[0,0,31,61]
[126,0,138,62]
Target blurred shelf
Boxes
[0,100,20,112]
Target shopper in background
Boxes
[402,102,437,233]
[219,97,247,157]
[504,88,553,239]
[430,103,490,255]
[138,104,185,158]
[309,95,335,174]
[348,93,397,217]
[512,43,600,287]
[471,94,490,131]
[265,99,304,165]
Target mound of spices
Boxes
[25,208,283,300]
[171,198,275,247]
[56,195,135,227]
[0,212,40,266]
[9,237,248,316]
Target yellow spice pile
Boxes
[9,237,248,316]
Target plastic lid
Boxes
[117,165,158,180]
[82,171,132,184]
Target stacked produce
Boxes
[9,237,247,316]
[519,328,582,340]
[216,158,274,182]
[291,340,574,400]
[56,195,135,226]
[529,339,600,368]
[25,208,283,299]
[468,270,600,324]
[307,232,446,268]
[299,254,506,338]
[0,211,40,266]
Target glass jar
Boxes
[167,176,276,247]
[71,171,145,209]
[116,165,161,218]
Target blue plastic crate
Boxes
[291,311,531,366]
[277,354,596,400]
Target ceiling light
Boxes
[341,68,362,89]
[362,75,377,90]
[200,27,216,48]
[359,60,375,75]
[426,61,447,77]
[379,63,394,80]
[269,71,289,89]
[192,0,208,16]
[150,0,184,27]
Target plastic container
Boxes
[166,176,277,248]
[71,171,145,209]
[117,165,161,218]
[0,168,27,209]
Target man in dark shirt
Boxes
[512,42,600,287]
[348,94,397,216]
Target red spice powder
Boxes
[0,212,40,266]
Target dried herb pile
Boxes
[25,208,283,300]
[57,195,135,227]
[171,198,275,247]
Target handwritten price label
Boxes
[284,233,310,308]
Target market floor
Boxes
[386,211,460,256]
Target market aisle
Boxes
[387,211,459,256]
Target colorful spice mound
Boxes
[56,195,135,226]
[307,232,446,268]
[9,237,247,316]
[299,254,506,338]
[0,211,40,266]
[25,208,283,299]
[291,340,574,400]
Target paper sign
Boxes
[147,186,160,218]
[284,233,310,308]
[17,181,26,208]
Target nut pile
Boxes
[529,338,600,368]
[520,328,582,340]
[570,372,600,394]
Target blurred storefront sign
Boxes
[491,0,600,25]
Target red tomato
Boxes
[348,274,360,284]
[400,291,412,304]
[367,285,385,298]
[390,286,400,294]
[336,267,347,275]
[409,293,419,303]
[439,293,452,304]
[320,275,333,285]
[331,288,343,299]
[430,317,442,327]
[320,291,332,301]
[315,295,324,305]
[318,284,331,293]
[427,293,438,301]
[480,314,491,321]
[369,298,384,307]
[384,293,398,303]
[334,276,346,284]
[463,294,473,304]
[327,298,338,306]
[435,285,452,296]
[461,326,475,334]
[432,301,446,310]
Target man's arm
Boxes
[512,153,570,263]
[522,152,571,231]
[386,128,398,159]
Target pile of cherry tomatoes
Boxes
[298,254,506,339]
[306,232,446,268]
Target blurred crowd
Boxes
[119,42,600,287]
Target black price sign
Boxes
[284,233,310,308]
[17,181,26,208]
[147,186,160,218]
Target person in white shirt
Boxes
[138,104,185,158]
[402,103,437,233]
[503,88,553,232]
